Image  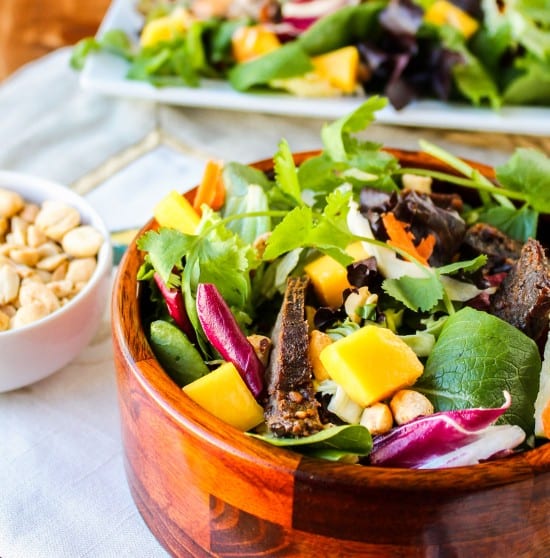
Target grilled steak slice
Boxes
[462,222,523,273]
[490,238,550,344]
[265,276,323,438]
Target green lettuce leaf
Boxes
[228,42,313,91]
[250,424,372,459]
[496,148,550,213]
[417,306,541,435]
[298,2,386,56]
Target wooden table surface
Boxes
[0,0,110,80]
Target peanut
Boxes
[0,189,104,332]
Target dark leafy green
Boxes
[417,307,541,435]
[228,42,313,91]
[250,424,372,461]
[297,2,386,56]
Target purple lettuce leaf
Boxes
[369,392,525,468]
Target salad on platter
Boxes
[136,97,550,468]
[72,0,550,110]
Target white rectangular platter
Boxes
[80,0,550,136]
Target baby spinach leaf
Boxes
[476,205,538,243]
[417,306,541,435]
[228,42,313,91]
[250,424,372,457]
[437,254,487,276]
[298,2,386,56]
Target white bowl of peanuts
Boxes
[0,171,112,392]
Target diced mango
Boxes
[319,325,424,407]
[183,362,265,431]
[304,242,370,308]
[312,46,359,94]
[424,0,479,39]
[140,8,193,47]
[232,25,281,63]
[153,190,201,235]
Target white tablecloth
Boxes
[0,47,519,558]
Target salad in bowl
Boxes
[134,97,550,469]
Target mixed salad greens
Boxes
[136,97,550,468]
[71,0,550,109]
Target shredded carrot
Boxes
[416,234,436,262]
[193,160,225,213]
[381,212,435,266]
[542,400,550,438]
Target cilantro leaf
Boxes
[263,206,312,261]
[274,139,303,206]
[496,148,550,213]
[382,275,444,312]
[137,229,194,285]
[321,96,388,162]
[263,189,355,265]
[297,152,346,194]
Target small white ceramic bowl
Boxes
[0,171,112,392]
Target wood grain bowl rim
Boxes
[112,148,550,494]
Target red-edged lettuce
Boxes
[370,392,525,468]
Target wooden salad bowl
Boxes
[112,150,550,557]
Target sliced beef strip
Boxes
[462,222,523,273]
[490,238,550,344]
[264,276,323,438]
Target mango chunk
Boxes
[154,190,200,235]
[232,25,281,63]
[312,46,359,94]
[140,8,193,47]
[319,325,423,407]
[304,242,370,308]
[183,362,265,431]
[424,0,479,39]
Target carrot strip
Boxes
[193,160,225,213]
[416,234,436,261]
[381,212,434,266]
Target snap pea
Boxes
[149,320,209,386]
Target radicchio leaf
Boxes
[196,283,264,398]
[154,272,195,341]
[369,392,524,468]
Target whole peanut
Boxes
[0,189,104,332]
